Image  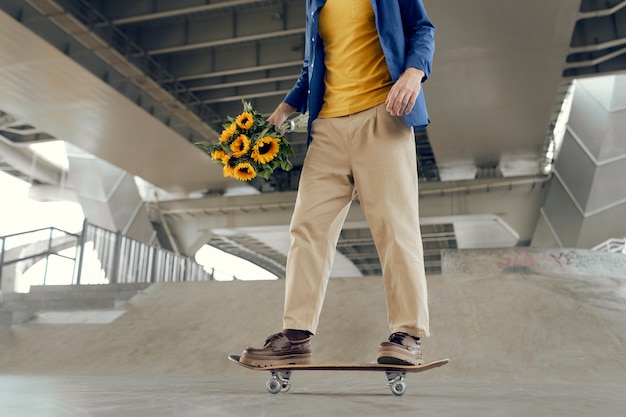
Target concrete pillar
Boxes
[65,143,156,245]
[532,75,626,248]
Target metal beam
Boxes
[201,89,291,104]
[178,60,302,82]
[564,47,626,70]
[0,138,64,185]
[145,28,305,56]
[188,75,298,92]
[579,1,626,18]
[154,175,551,242]
[568,37,626,53]
[110,0,284,25]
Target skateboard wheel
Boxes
[267,377,282,394]
[390,381,406,396]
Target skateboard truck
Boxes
[267,370,292,394]
[385,371,407,396]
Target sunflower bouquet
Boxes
[196,100,295,182]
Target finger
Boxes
[385,90,399,114]
[395,92,410,116]
[268,114,285,127]
[404,94,417,115]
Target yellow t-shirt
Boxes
[318,0,393,118]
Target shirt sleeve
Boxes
[401,0,435,81]
[284,63,309,113]
[283,3,312,112]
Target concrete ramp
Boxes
[0,271,624,385]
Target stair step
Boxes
[0,283,151,315]
[2,298,116,312]
[28,283,151,293]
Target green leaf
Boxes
[281,160,293,171]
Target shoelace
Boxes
[264,333,284,345]
[389,332,419,344]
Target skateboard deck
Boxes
[228,355,449,396]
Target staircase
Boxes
[0,282,151,332]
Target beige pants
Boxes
[282,103,430,338]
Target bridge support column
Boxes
[532,75,626,248]
[65,144,156,245]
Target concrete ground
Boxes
[1,268,625,416]
[1,374,624,417]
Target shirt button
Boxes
[311,37,315,42]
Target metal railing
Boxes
[1,221,215,292]
[81,223,213,284]
[592,237,626,254]
[0,227,80,288]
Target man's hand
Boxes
[268,102,297,128]
[385,68,425,117]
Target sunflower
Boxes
[221,154,234,178]
[211,149,227,162]
[252,136,281,164]
[235,111,254,130]
[233,162,256,181]
[219,123,238,143]
[230,134,251,158]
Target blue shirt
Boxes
[284,0,435,144]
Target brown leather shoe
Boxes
[240,332,312,367]
[377,332,424,365]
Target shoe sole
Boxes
[377,345,424,366]
[239,352,312,368]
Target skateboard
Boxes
[228,355,449,396]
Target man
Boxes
[240,0,435,366]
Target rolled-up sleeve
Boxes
[401,0,435,81]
